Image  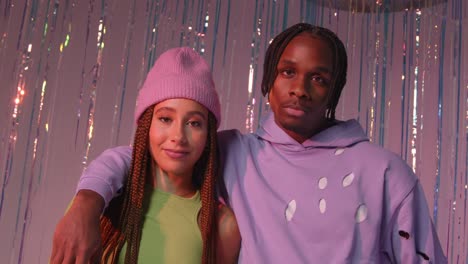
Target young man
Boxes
[51,23,446,263]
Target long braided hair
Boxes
[98,104,219,264]
[261,23,348,120]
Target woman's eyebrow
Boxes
[154,107,206,120]
[154,107,175,114]
[186,111,207,120]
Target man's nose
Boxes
[289,76,310,99]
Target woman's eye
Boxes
[188,121,202,127]
[159,117,171,123]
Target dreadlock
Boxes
[195,112,218,264]
[261,23,348,120]
[98,105,218,264]
[98,105,153,263]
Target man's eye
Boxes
[281,69,295,76]
[312,76,323,82]
[311,76,328,85]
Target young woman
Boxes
[95,47,240,263]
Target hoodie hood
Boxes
[255,112,368,149]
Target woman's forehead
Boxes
[153,98,208,115]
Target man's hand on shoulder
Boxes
[50,190,105,264]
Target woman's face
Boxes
[149,98,209,177]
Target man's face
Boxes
[269,34,334,143]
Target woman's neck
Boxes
[150,163,197,198]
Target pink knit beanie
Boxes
[134,47,221,128]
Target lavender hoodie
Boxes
[78,112,446,263]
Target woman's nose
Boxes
[170,123,188,144]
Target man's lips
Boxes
[164,149,190,159]
[283,104,308,117]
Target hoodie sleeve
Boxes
[383,182,447,263]
[76,146,132,208]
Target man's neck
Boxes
[282,119,336,144]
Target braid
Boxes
[261,23,348,120]
[197,113,218,264]
[99,105,154,264]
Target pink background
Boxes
[0,0,467,263]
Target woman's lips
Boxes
[164,149,189,159]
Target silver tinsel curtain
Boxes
[0,0,467,263]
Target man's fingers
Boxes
[50,193,104,264]
[75,243,101,264]
[75,254,87,264]
[61,251,76,264]
[89,245,103,264]
[50,248,64,264]
[50,235,65,264]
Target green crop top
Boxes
[118,185,202,263]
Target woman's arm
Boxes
[216,203,241,264]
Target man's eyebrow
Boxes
[277,59,332,74]
[277,59,296,66]
[312,66,332,74]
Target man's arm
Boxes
[77,146,132,207]
[51,190,104,264]
[50,146,132,264]
[383,183,447,263]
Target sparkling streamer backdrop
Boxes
[0,0,467,263]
